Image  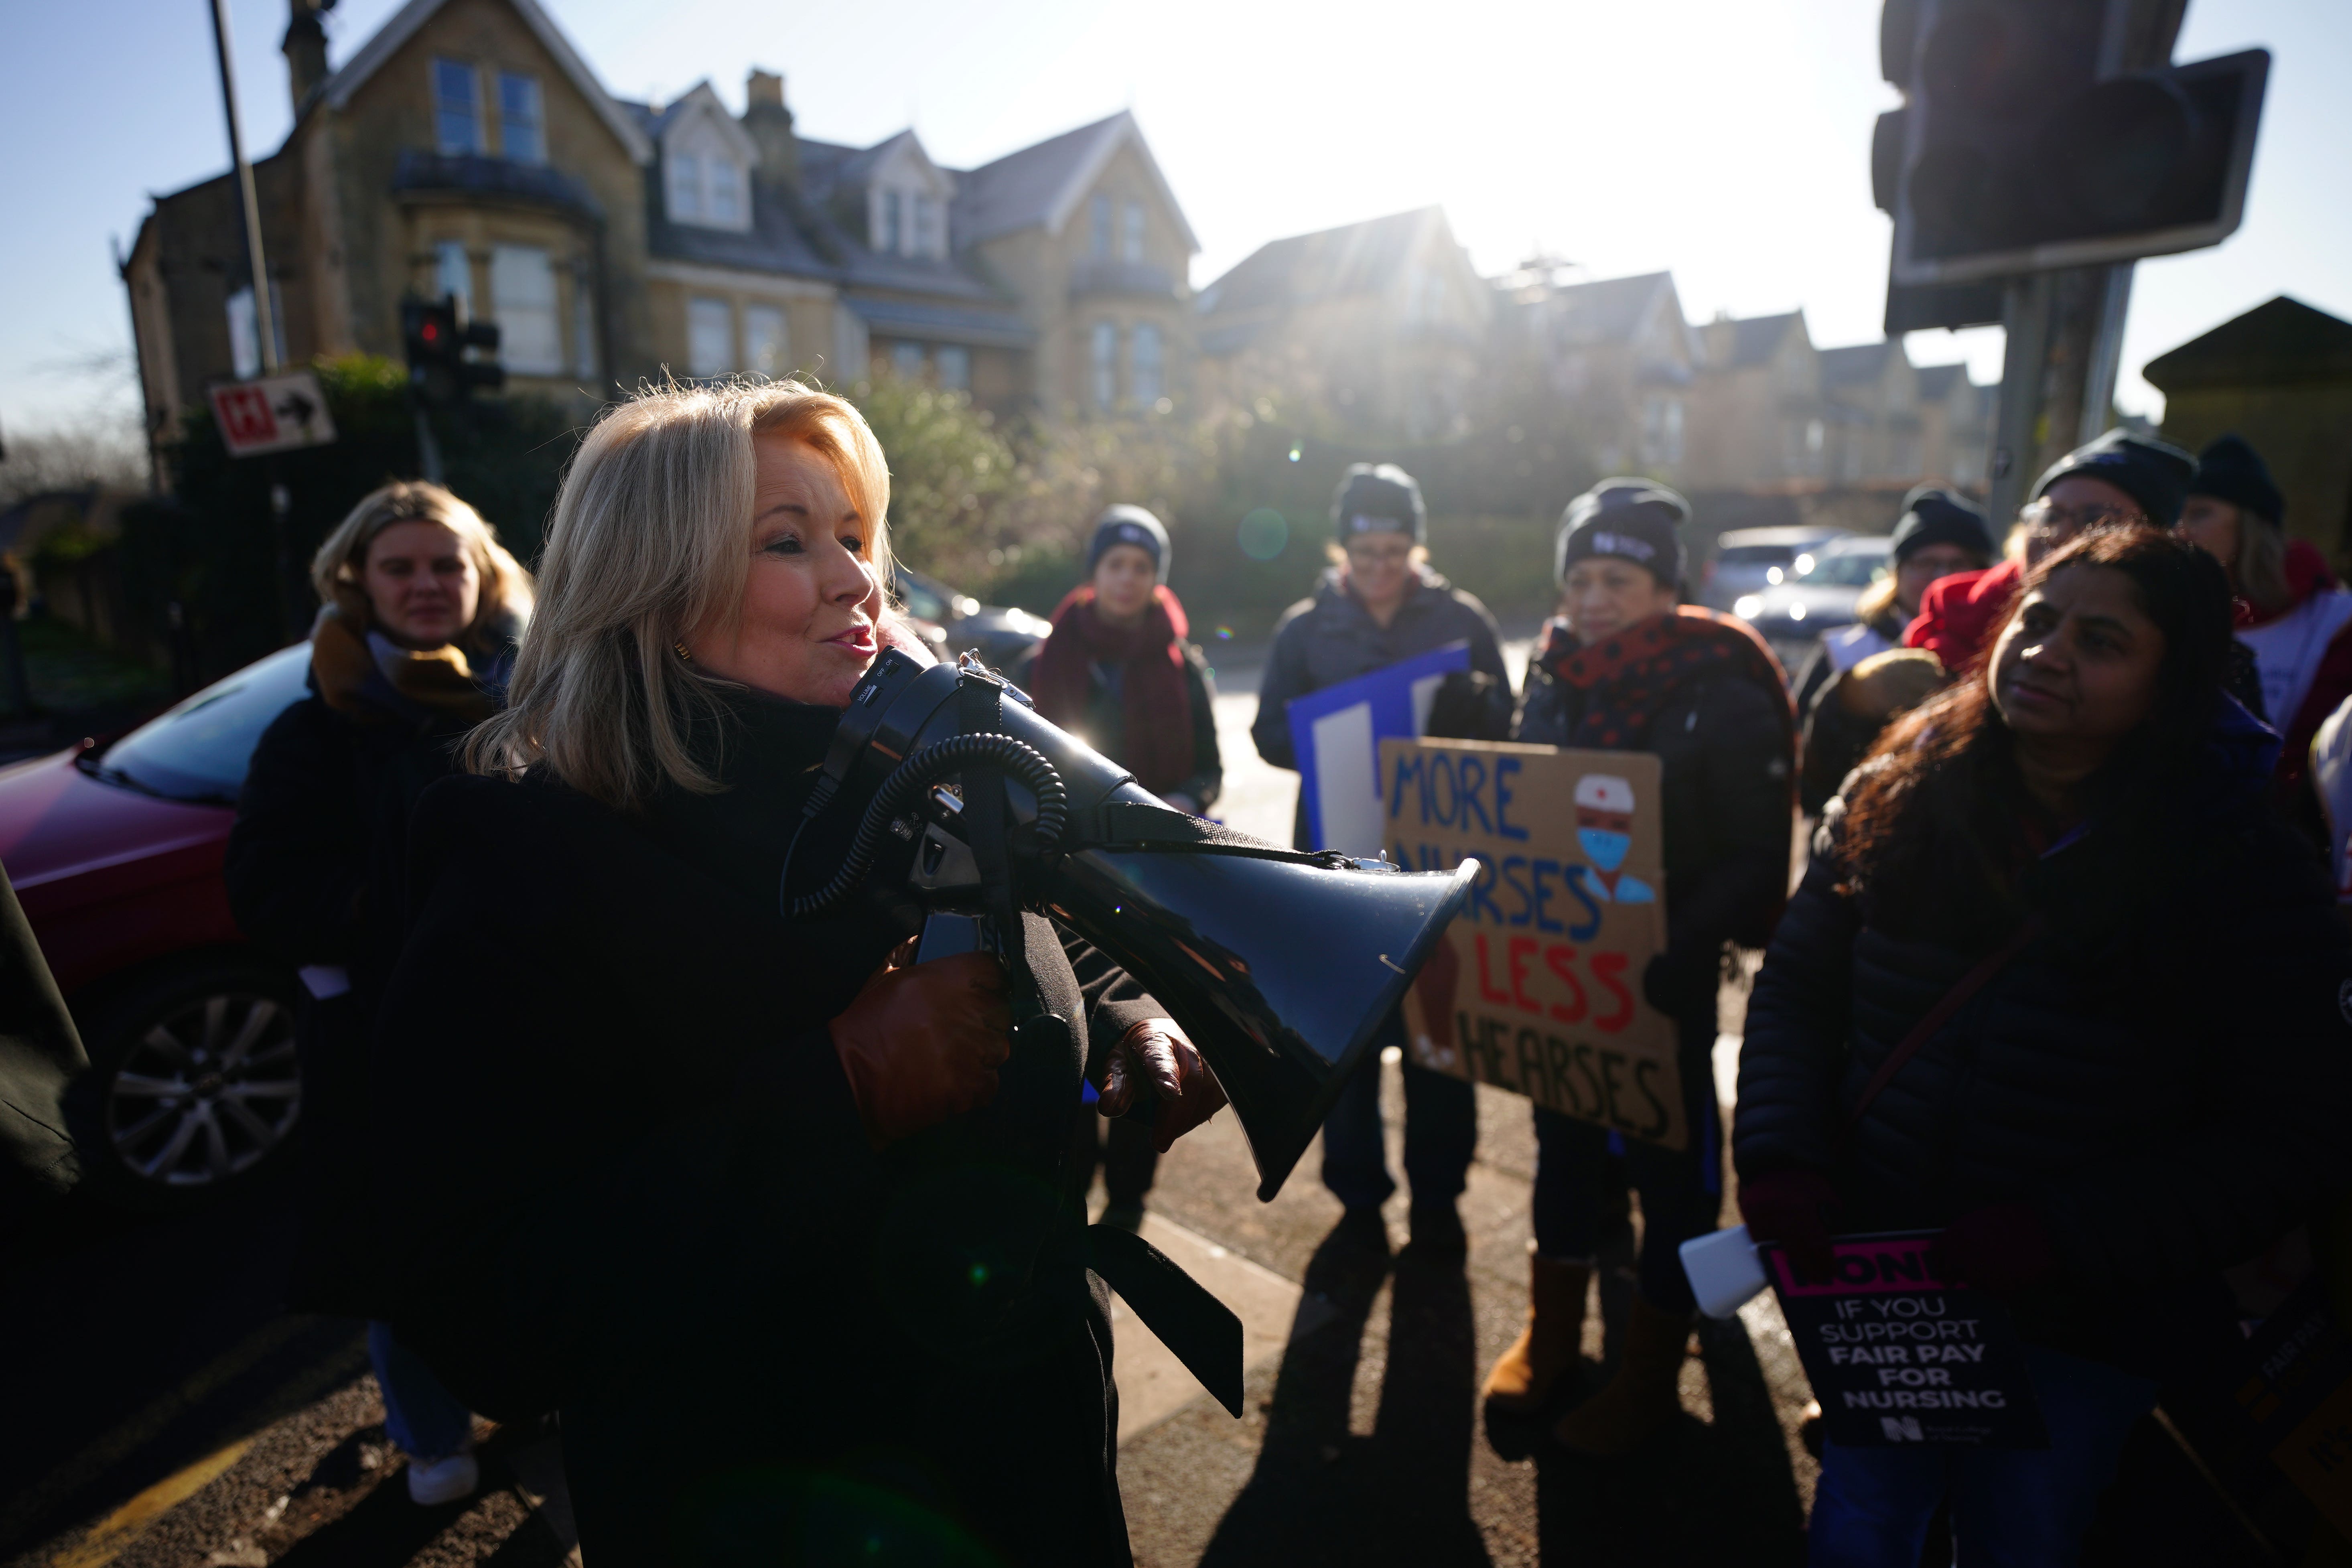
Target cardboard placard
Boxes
[1382,736,1684,1151]
[1285,642,1471,854]
[2237,1275,2352,1535]
[1766,1231,2049,1448]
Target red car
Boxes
[0,644,311,1207]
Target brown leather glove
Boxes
[828,951,1012,1148]
[1095,1019,1228,1152]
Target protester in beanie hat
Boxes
[1332,463,1427,547]
[1085,504,1171,584]
[2031,427,2197,528]
[1890,486,1995,565]
[2190,435,2286,529]
[1554,478,1690,590]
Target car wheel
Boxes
[78,959,302,1210]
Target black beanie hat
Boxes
[1086,505,1170,582]
[2190,435,2285,528]
[2032,428,2197,527]
[1332,463,1427,546]
[1889,485,1995,565]
[1554,477,1690,588]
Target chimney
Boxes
[742,69,799,187]
[282,0,331,112]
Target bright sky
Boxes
[4,0,2348,446]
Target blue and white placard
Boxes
[1285,641,1472,853]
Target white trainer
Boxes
[406,1450,480,1506]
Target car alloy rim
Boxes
[106,993,301,1187]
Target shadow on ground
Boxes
[1196,1220,1491,1566]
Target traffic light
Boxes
[1877,0,2269,286]
[400,294,505,404]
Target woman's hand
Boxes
[1739,1169,1843,1284]
[1096,1019,1227,1152]
[829,951,1011,1148]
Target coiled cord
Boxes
[785,733,1068,917]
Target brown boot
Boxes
[1481,1255,1591,1413]
[1550,1295,1695,1456]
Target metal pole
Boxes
[207,0,278,375]
[2078,262,2135,445]
[1987,275,2053,534]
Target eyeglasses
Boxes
[2019,498,2145,540]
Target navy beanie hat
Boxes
[2190,435,2285,528]
[2032,428,2197,527]
[1331,463,1427,546]
[1555,477,1690,588]
[1086,505,1170,583]
[1889,485,1995,565]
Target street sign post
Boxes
[207,371,338,459]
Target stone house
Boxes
[2146,296,2352,562]
[124,0,1201,454]
[1914,363,1993,491]
[1493,270,1699,483]
[1683,309,1825,489]
[1193,207,1491,441]
[1815,341,1926,485]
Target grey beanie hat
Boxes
[1331,463,1427,546]
[1554,477,1691,588]
[1086,505,1170,583]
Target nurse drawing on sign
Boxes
[1567,773,1654,904]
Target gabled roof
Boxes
[1915,362,1973,399]
[1709,310,1806,369]
[322,0,652,164]
[2143,296,2352,391]
[632,81,758,164]
[1196,207,1451,316]
[1818,341,1905,386]
[952,111,1198,252]
[1530,271,1683,354]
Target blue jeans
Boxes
[368,1321,474,1460]
[1319,1018,1476,1211]
[1808,1341,2158,1567]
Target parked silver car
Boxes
[1698,525,1854,612]
[1729,536,1893,675]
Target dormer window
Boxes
[434,59,481,155]
[881,191,902,254]
[1090,195,1112,259]
[914,197,941,257]
[1122,203,1144,263]
[667,144,747,230]
[498,72,544,164]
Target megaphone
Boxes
[784,647,1476,1201]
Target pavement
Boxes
[3,633,2292,1566]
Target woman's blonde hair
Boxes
[464,377,893,811]
[311,480,533,639]
[2229,505,2291,617]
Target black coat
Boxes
[371,694,1158,1567]
[224,686,477,1314]
[1735,725,2352,1372]
[1252,566,1506,846]
[1514,624,1794,1017]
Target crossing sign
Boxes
[207,370,338,458]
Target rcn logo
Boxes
[1881,1416,1925,1442]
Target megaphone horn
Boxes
[791,649,1479,1201]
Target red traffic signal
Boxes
[400,295,503,404]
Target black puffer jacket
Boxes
[1515,619,1795,995]
[1736,708,2352,1367]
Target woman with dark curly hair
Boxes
[1735,525,2352,1564]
